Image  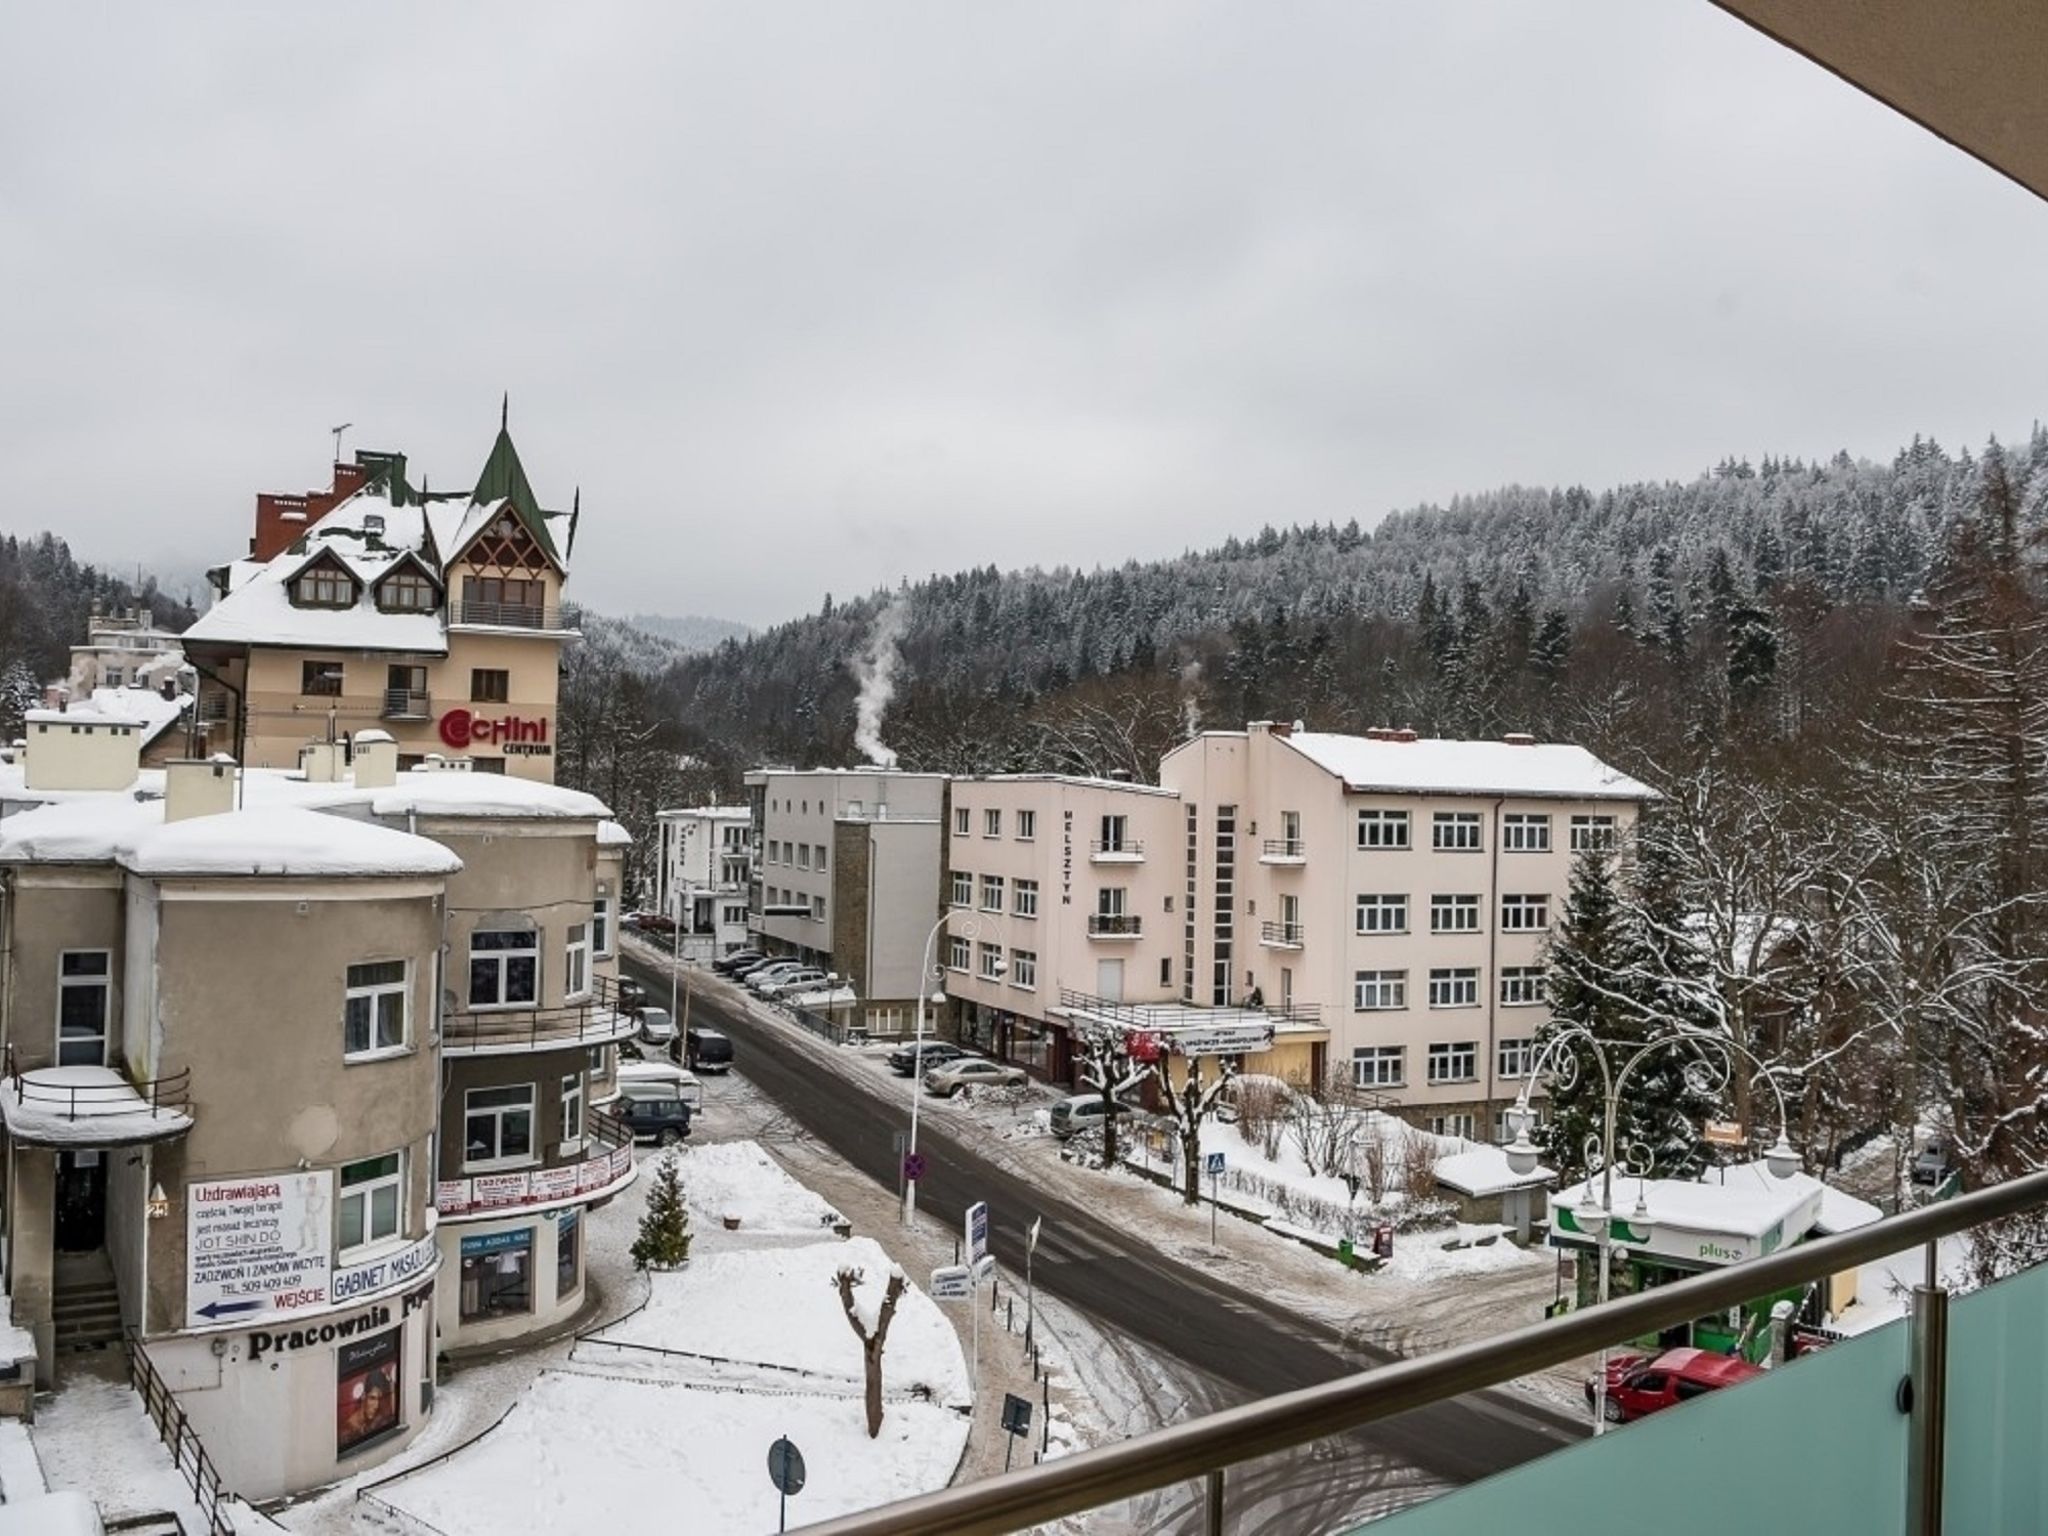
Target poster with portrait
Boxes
[336,1328,401,1456]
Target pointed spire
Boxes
[501,392,509,432]
[566,487,582,562]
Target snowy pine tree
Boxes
[630,1152,693,1270]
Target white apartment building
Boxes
[939,775,1190,1081]
[1160,722,1654,1139]
[653,806,753,959]
[744,769,946,1032]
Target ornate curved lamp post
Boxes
[902,907,1003,1231]
[1501,1024,1799,1434]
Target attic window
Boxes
[379,569,438,613]
[293,563,356,609]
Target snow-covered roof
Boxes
[1712,1159,1883,1234]
[0,796,162,862]
[360,772,611,822]
[83,685,192,748]
[597,819,633,847]
[183,488,449,655]
[656,805,752,821]
[1555,1162,1824,1240]
[1279,731,1658,801]
[1436,1143,1555,1197]
[118,806,463,878]
[0,1066,193,1147]
[25,705,147,729]
[957,773,1179,798]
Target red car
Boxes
[1584,1347,1763,1424]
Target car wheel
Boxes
[1601,1397,1624,1423]
[658,1128,683,1147]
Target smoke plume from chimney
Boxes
[852,598,909,768]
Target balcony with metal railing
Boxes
[1085,913,1143,939]
[1088,839,1145,863]
[381,688,431,719]
[448,599,572,632]
[1258,919,1305,949]
[800,1166,2048,1536]
[1259,837,1307,865]
[441,975,643,1055]
[0,1046,194,1146]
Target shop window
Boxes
[57,950,111,1067]
[344,960,408,1057]
[469,928,538,1008]
[557,1209,582,1299]
[339,1152,404,1254]
[459,1229,534,1321]
[336,1329,402,1455]
[464,1085,535,1169]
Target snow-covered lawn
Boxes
[366,1369,966,1535]
[677,1138,846,1238]
[581,1235,971,1408]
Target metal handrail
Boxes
[1087,839,1144,856]
[441,1000,640,1052]
[1259,920,1305,946]
[1261,838,1307,858]
[796,1166,2048,1535]
[4,1045,193,1120]
[449,600,566,631]
[127,1328,237,1536]
[1085,914,1142,937]
[381,687,431,718]
[1056,988,1322,1028]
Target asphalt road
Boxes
[624,950,1583,1528]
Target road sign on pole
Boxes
[966,1200,989,1264]
[929,1264,971,1301]
[1026,1215,1042,1353]
[1205,1153,1225,1248]
[1001,1392,1034,1471]
[767,1436,806,1533]
[1204,1151,1227,1176]
[903,1152,927,1182]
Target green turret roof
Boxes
[470,396,562,563]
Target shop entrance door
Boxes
[55,1150,107,1252]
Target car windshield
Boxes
[640,1010,673,1028]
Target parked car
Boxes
[888,1040,972,1076]
[1912,1141,1953,1187]
[615,1060,702,1110]
[634,1006,678,1049]
[1049,1094,1137,1140]
[686,1027,734,1074]
[615,1088,694,1146]
[755,967,830,999]
[1585,1347,1763,1424]
[713,949,765,976]
[744,962,807,992]
[728,955,780,979]
[923,1058,1029,1098]
[629,910,677,936]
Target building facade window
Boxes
[1356,808,1410,849]
[560,1073,585,1148]
[344,960,408,1057]
[1010,950,1037,989]
[1353,1044,1405,1088]
[459,1229,533,1321]
[1355,894,1409,934]
[814,844,827,872]
[56,950,111,1067]
[1428,967,1479,1007]
[338,1153,403,1253]
[796,844,811,870]
[1500,895,1550,932]
[1098,814,1130,852]
[1497,1037,1536,1078]
[810,895,825,922]
[294,564,355,608]
[946,935,971,971]
[984,808,1002,838]
[1502,813,1552,852]
[378,569,437,612]
[470,668,510,703]
[1570,814,1619,852]
[1013,879,1039,917]
[950,871,973,907]
[564,923,591,1000]
[592,896,613,957]
[978,942,1004,981]
[1016,809,1037,841]
[1432,812,1483,851]
[1430,894,1480,934]
[557,1209,582,1299]
[980,874,1005,912]
[469,928,539,1008]
[301,659,344,696]
[1500,966,1548,1006]
[1353,969,1407,1010]
[1427,1041,1478,1082]
[464,1085,536,1169]
[953,807,971,836]
[1430,1112,1478,1140]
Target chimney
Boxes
[353,729,398,789]
[165,757,236,822]
[332,461,369,499]
[23,709,143,792]
[1503,732,1537,746]
[160,679,177,702]
[300,740,345,783]
[252,494,313,562]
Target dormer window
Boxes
[292,559,357,609]
[378,568,438,613]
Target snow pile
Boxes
[0,1491,98,1536]
[1383,1222,1545,1281]
[585,1237,968,1408]
[368,1370,964,1536]
[118,805,462,878]
[0,1067,193,1146]
[29,1373,210,1529]
[676,1140,845,1236]
[0,796,160,864]
[597,818,633,847]
[1435,1143,1554,1197]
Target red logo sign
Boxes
[438,710,550,750]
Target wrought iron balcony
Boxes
[1089,839,1145,862]
[381,688,431,719]
[1086,913,1143,939]
[449,600,570,632]
[441,975,643,1055]
[1259,838,1307,864]
[1259,920,1305,949]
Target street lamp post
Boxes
[903,908,1002,1231]
[1501,1024,1799,1435]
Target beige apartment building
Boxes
[744,769,946,1033]
[182,414,579,782]
[1160,722,1653,1138]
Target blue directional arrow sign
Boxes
[197,1298,263,1321]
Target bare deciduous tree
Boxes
[834,1264,907,1439]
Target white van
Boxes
[615,1060,702,1111]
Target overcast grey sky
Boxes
[5,3,2046,627]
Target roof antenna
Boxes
[331,422,352,464]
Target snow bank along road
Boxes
[623,954,1583,1528]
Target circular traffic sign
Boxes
[903,1152,928,1181]
[767,1436,807,1496]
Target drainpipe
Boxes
[1484,796,1504,1135]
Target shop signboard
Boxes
[437,1144,635,1216]
[331,1232,440,1304]
[1164,1023,1276,1058]
[187,1171,335,1328]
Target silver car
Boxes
[923,1057,1029,1098]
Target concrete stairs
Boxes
[52,1253,122,1352]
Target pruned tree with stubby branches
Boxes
[835,1264,907,1439]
